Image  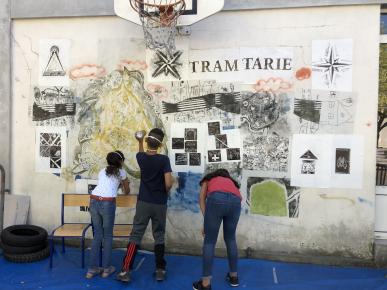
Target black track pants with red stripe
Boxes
[121,242,138,272]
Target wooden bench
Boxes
[50,193,138,268]
[113,195,137,237]
[49,193,91,268]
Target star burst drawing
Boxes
[152,50,183,80]
[312,43,352,89]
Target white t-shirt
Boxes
[91,168,127,198]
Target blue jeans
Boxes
[203,191,241,278]
[89,199,116,269]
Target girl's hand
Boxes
[201,228,205,237]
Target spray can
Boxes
[135,130,145,139]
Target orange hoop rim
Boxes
[129,0,185,9]
[129,0,186,21]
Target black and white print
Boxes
[151,50,183,80]
[241,91,293,136]
[335,148,350,174]
[243,135,289,172]
[208,150,222,163]
[294,99,321,124]
[172,138,185,150]
[170,123,206,173]
[300,150,318,174]
[43,45,66,77]
[294,89,356,134]
[159,80,241,129]
[185,128,197,140]
[40,133,62,169]
[189,153,201,166]
[35,127,67,174]
[312,39,353,92]
[175,153,188,165]
[215,134,228,149]
[39,39,70,87]
[185,141,197,153]
[226,148,241,161]
[32,87,76,127]
[208,121,221,136]
[162,92,241,115]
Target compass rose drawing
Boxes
[152,50,183,80]
[312,40,352,91]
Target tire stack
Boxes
[0,225,50,263]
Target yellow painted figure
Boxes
[73,68,164,178]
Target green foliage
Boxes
[379,44,387,112]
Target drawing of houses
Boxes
[300,150,318,174]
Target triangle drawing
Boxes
[300,150,318,160]
[43,46,66,76]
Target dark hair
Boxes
[200,169,240,188]
[105,151,124,177]
[146,128,164,150]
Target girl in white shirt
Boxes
[86,150,130,279]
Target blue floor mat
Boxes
[0,247,387,290]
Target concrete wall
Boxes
[0,0,11,188]
[11,5,380,262]
[10,0,387,18]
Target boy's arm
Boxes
[138,139,144,153]
[163,156,173,193]
[164,172,173,193]
[135,130,146,152]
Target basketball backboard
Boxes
[114,0,224,26]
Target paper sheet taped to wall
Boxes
[290,134,364,189]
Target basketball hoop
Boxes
[129,0,186,52]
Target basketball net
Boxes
[129,0,186,53]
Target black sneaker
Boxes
[193,280,211,290]
[226,273,239,287]
[116,271,131,283]
[155,269,166,281]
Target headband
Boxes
[147,135,162,144]
[113,151,124,160]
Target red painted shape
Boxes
[295,67,312,81]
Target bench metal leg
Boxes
[81,238,85,268]
[49,238,54,268]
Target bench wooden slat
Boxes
[63,194,90,207]
[53,224,90,237]
[116,195,137,207]
[113,224,133,237]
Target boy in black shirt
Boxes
[117,128,173,283]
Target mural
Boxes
[28,40,363,217]
[72,68,164,177]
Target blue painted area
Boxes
[0,248,386,290]
[168,172,201,213]
[358,197,374,207]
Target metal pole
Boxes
[0,164,5,232]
